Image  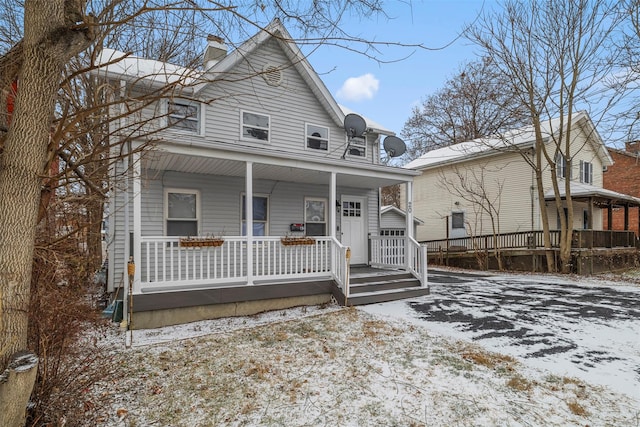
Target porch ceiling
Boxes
[142,151,411,188]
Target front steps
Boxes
[333,269,430,306]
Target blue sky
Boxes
[301,1,495,138]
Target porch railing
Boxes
[140,235,340,292]
[370,236,428,287]
[572,230,637,249]
[422,229,637,253]
[140,236,247,291]
[407,237,428,287]
[331,237,350,298]
[139,235,428,294]
[252,236,333,280]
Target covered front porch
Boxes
[113,142,426,327]
[139,234,427,294]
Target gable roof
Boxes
[404,111,612,170]
[95,19,389,133]
[380,205,424,224]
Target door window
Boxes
[342,201,362,217]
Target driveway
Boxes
[361,268,640,398]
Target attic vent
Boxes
[262,64,283,86]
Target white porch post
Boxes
[405,180,413,271]
[132,151,142,293]
[406,180,414,239]
[246,161,254,285]
[330,172,337,238]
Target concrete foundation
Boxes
[131,293,332,329]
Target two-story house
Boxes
[97,19,427,328]
[404,112,640,271]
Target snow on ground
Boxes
[362,269,640,399]
[91,292,640,426]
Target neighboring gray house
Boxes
[97,20,427,328]
[380,205,423,237]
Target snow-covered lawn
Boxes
[92,298,639,426]
[362,269,640,399]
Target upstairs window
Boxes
[556,152,568,179]
[241,111,270,142]
[168,101,200,133]
[306,124,329,151]
[347,136,366,157]
[165,189,199,236]
[580,160,593,184]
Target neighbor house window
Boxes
[165,189,199,236]
[451,212,464,229]
[168,101,200,133]
[241,110,270,142]
[306,123,329,150]
[556,152,568,178]
[380,229,404,236]
[242,194,269,236]
[347,136,366,157]
[580,160,593,184]
[304,198,327,236]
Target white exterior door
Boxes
[341,196,367,265]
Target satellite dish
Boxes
[383,136,407,157]
[343,113,366,138]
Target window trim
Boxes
[240,110,271,143]
[305,123,329,151]
[164,188,200,236]
[580,160,593,184]
[346,135,366,157]
[304,197,327,236]
[241,193,270,236]
[555,152,567,179]
[451,211,465,229]
[166,99,204,135]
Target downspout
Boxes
[122,141,130,328]
[531,149,535,231]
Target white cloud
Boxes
[336,73,379,102]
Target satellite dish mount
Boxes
[342,113,367,159]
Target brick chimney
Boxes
[204,35,227,69]
[625,140,640,154]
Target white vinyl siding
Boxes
[137,170,378,239]
[410,150,534,241]
[197,38,376,163]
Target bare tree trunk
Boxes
[532,119,556,273]
[0,1,93,424]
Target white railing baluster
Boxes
[138,236,337,290]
